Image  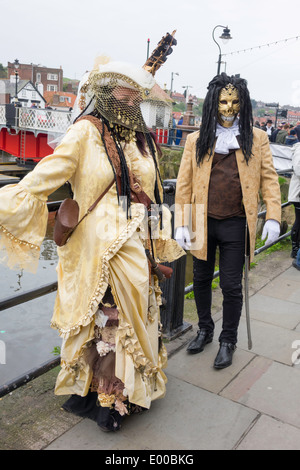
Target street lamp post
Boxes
[212,25,232,75]
[182,85,193,104]
[13,59,20,105]
[170,72,179,98]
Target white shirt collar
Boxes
[215,119,240,154]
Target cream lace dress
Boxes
[0,119,184,412]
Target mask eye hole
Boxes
[233,100,239,104]
[220,100,227,104]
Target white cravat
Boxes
[215,119,240,154]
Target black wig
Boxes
[196,72,253,165]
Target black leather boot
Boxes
[186,329,214,354]
[214,342,236,369]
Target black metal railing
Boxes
[0,172,294,397]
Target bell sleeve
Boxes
[0,123,82,273]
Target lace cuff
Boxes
[0,183,48,272]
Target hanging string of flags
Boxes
[222,35,300,57]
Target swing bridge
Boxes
[0,104,72,166]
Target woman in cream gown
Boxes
[0,58,184,431]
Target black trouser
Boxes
[291,203,300,242]
[193,216,246,345]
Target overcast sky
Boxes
[2,0,300,106]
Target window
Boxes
[47,73,58,81]
[47,85,58,92]
[32,91,36,99]
[21,90,27,97]
[59,96,71,103]
[36,73,41,83]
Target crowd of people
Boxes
[255,119,300,146]
[170,114,300,149]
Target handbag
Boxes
[53,179,115,246]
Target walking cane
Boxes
[244,221,253,350]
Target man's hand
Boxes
[175,226,191,250]
[261,219,280,246]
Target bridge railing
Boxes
[0,104,72,135]
[18,108,72,134]
[0,104,5,125]
[0,106,183,142]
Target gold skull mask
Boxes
[218,84,240,128]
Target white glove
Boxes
[175,226,191,250]
[261,219,280,246]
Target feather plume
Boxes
[93,55,111,70]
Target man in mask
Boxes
[175,73,281,369]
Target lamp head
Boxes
[219,27,232,44]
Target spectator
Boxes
[288,142,300,259]
[265,120,274,140]
[175,114,183,145]
[254,121,261,128]
[285,129,299,146]
[276,123,289,144]
[270,124,282,143]
[168,115,176,145]
[261,121,267,131]
[294,121,300,141]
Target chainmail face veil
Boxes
[196,72,254,165]
[84,72,153,136]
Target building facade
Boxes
[0,79,46,108]
[7,62,63,95]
